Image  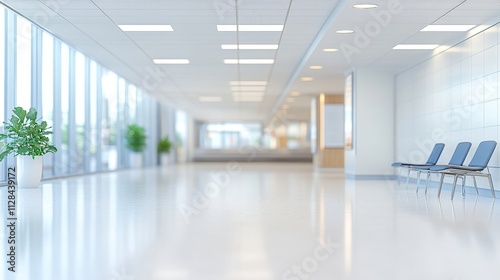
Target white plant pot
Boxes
[16,155,43,188]
[160,154,169,166]
[130,153,143,168]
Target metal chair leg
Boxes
[461,176,466,198]
[424,172,431,194]
[438,173,445,199]
[451,175,458,200]
[416,171,422,193]
[397,168,403,186]
[488,174,496,198]
[405,168,411,189]
[473,176,479,195]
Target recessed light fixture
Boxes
[118,25,173,32]
[336,30,354,34]
[323,48,339,52]
[393,44,439,50]
[286,98,295,102]
[309,65,323,70]
[421,25,476,32]
[224,59,275,64]
[231,86,267,91]
[230,81,267,86]
[233,96,263,102]
[291,92,301,96]
[153,59,190,64]
[221,44,279,50]
[353,4,378,9]
[217,25,284,32]
[232,92,264,96]
[301,77,314,82]
[199,96,222,102]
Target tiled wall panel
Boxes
[395,25,500,188]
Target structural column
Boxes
[344,67,395,178]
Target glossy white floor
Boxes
[2,162,500,280]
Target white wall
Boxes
[395,24,500,188]
[345,67,395,178]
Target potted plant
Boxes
[157,136,172,165]
[0,107,57,188]
[125,124,146,168]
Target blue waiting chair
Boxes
[429,140,497,200]
[392,143,445,187]
[411,142,471,194]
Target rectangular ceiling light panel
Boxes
[231,86,266,91]
[118,25,173,32]
[153,59,190,64]
[221,44,279,50]
[232,92,264,96]
[229,81,267,86]
[233,96,263,102]
[217,25,284,31]
[224,59,274,64]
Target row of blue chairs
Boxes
[392,141,497,200]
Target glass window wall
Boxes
[0,3,172,185]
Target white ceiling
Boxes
[3,0,500,124]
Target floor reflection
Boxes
[1,163,500,280]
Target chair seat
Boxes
[392,162,433,167]
[411,164,441,170]
[429,165,467,171]
[436,166,485,172]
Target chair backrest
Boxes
[425,143,445,165]
[468,140,497,168]
[448,142,472,165]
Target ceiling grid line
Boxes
[265,0,349,125]
[257,0,295,115]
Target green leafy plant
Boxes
[157,136,172,154]
[0,107,57,161]
[125,124,146,152]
